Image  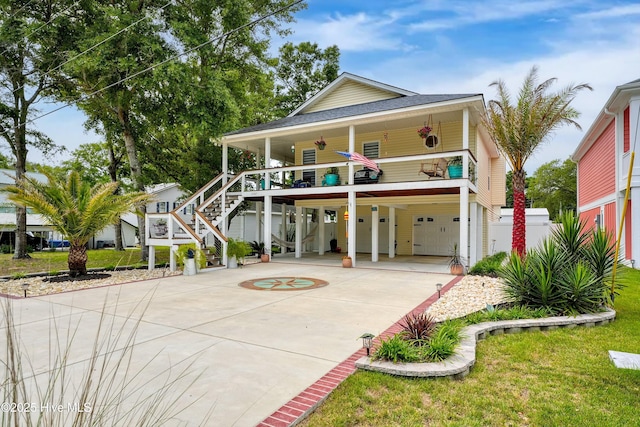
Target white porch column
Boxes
[240,211,246,241]
[318,206,325,255]
[371,205,379,262]
[148,245,156,271]
[222,143,229,184]
[460,185,469,269]
[348,125,355,185]
[170,244,178,272]
[470,202,478,266]
[263,195,272,260]
[295,206,302,258]
[388,206,396,258]
[255,201,263,243]
[348,191,356,265]
[462,107,469,178]
[264,137,271,189]
[281,203,287,250]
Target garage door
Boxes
[413,215,459,256]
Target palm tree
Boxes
[482,66,591,256]
[4,170,151,276]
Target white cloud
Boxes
[575,3,640,19]
[291,12,408,51]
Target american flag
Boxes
[335,151,380,172]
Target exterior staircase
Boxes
[164,173,248,267]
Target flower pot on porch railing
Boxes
[447,157,463,179]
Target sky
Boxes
[27,0,640,175]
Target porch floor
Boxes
[264,252,451,274]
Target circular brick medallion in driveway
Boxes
[239,277,328,291]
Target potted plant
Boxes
[251,241,270,262]
[417,125,432,139]
[322,167,340,186]
[447,156,463,179]
[314,136,326,150]
[449,243,464,275]
[227,238,252,269]
[175,243,206,275]
[342,255,352,268]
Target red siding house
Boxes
[572,78,640,264]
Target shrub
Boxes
[501,212,617,315]
[10,272,26,279]
[373,335,420,363]
[399,312,436,343]
[468,251,507,277]
[0,244,11,254]
[422,328,457,362]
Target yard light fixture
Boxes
[359,333,375,356]
[436,283,443,299]
[21,282,30,298]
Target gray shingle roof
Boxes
[226,93,481,136]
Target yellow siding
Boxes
[303,80,401,114]
[490,155,506,206]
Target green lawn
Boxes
[0,248,171,276]
[301,269,640,426]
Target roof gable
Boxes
[289,72,417,117]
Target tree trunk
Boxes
[512,168,527,257]
[68,244,88,277]
[107,143,125,251]
[117,107,148,261]
[114,219,124,251]
[12,109,29,260]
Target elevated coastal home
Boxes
[572,78,640,264]
[147,73,506,270]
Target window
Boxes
[302,149,316,186]
[363,141,379,159]
[156,202,169,213]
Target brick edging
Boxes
[257,275,463,427]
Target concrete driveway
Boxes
[2,261,449,426]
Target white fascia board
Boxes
[224,96,485,145]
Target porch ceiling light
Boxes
[359,333,375,356]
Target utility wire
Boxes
[0,1,78,60]
[2,0,36,21]
[8,0,175,98]
[0,0,304,140]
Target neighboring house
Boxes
[489,208,554,255]
[0,169,52,249]
[92,183,188,249]
[572,78,640,264]
[147,72,506,269]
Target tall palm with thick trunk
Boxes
[482,67,591,256]
[4,171,150,277]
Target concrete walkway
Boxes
[2,261,450,426]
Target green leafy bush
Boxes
[423,328,456,362]
[0,244,11,254]
[374,320,464,363]
[373,335,420,363]
[501,212,617,315]
[468,251,507,277]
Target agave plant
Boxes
[500,211,617,314]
